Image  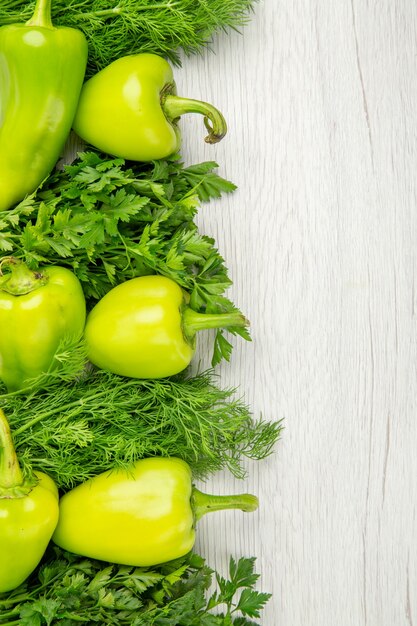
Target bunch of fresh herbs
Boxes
[0,151,247,365]
[0,4,277,618]
[0,549,271,625]
[0,342,281,490]
[0,0,257,76]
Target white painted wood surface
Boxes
[174,1,417,624]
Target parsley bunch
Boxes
[0,549,271,625]
[0,152,247,365]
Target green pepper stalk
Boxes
[0,257,86,392]
[0,409,59,592]
[52,457,258,567]
[0,0,88,211]
[84,274,249,379]
[72,53,227,162]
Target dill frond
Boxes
[0,0,258,77]
[1,344,282,490]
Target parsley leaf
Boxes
[236,589,272,618]
[0,550,271,625]
[1,152,246,364]
[182,162,237,202]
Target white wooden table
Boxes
[177,1,417,624]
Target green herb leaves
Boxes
[1,343,281,489]
[0,0,257,77]
[0,151,247,364]
[0,550,270,625]
[209,556,272,622]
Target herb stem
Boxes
[73,6,122,19]
[0,409,24,489]
[13,378,140,436]
[0,597,29,608]
[0,608,21,622]
[73,2,178,20]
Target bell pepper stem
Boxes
[162,94,227,144]
[0,257,48,296]
[182,307,249,337]
[0,409,24,489]
[26,0,53,28]
[192,487,258,522]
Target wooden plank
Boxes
[176,0,417,623]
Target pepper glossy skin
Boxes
[72,53,227,161]
[0,258,86,392]
[0,0,88,211]
[52,457,258,567]
[84,275,248,379]
[0,409,59,592]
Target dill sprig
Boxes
[0,343,281,490]
[0,0,257,77]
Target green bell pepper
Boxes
[72,53,227,161]
[0,409,59,592]
[0,0,87,211]
[84,275,248,379]
[0,257,86,392]
[52,457,258,567]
